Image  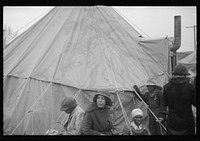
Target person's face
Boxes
[65,107,73,114]
[96,95,106,108]
[132,115,143,126]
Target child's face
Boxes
[132,115,143,126]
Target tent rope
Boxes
[5,7,54,45]
[32,112,34,135]
[10,82,52,135]
[113,7,150,38]
[4,78,29,106]
[22,111,31,135]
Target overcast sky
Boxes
[3,6,196,52]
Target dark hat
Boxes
[60,97,77,111]
[172,64,190,76]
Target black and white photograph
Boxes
[3,6,196,137]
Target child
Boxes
[122,108,149,135]
[133,84,167,135]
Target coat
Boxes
[81,102,113,135]
[163,76,196,135]
[122,125,149,135]
[63,106,85,135]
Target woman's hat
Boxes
[93,92,112,106]
[131,108,143,118]
[172,64,190,76]
[60,97,77,111]
[95,92,111,99]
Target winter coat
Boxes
[163,76,196,135]
[63,106,85,135]
[81,102,113,135]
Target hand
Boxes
[156,117,164,123]
[133,85,138,89]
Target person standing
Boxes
[133,82,167,135]
[81,92,117,135]
[59,97,85,135]
[163,64,196,135]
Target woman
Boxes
[163,64,196,135]
[81,92,116,135]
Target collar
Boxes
[70,105,78,115]
[130,121,142,130]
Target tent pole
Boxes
[116,91,132,135]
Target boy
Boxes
[122,108,149,135]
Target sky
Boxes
[3,6,196,52]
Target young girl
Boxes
[122,108,149,135]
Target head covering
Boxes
[131,108,143,118]
[95,92,110,99]
[60,97,77,111]
[172,64,190,76]
[93,92,112,107]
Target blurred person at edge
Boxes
[163,64,196,135]
[133,82,167,135]
[81,92,118,135]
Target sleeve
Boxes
[158,90,168,120]
[81,111,102,135]
[190,84,196,107]
[162,86,168,107]
[65,111,85,135]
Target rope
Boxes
[113,7,150,38]
[11,82,52,135]
[5,7,54,44]
[4,78,29,106]
[32,112,34,135]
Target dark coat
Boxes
[163,76,196,135]
[81,102,113,135]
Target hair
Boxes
[93,94,112,107]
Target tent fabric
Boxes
[178,51,196,64]
[4,6,170,135]
[178,51,196,76]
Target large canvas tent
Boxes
[4,6,171,135]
